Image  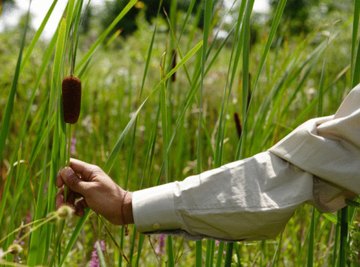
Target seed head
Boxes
[57,205,74,220]
[0,248,4,259]
[8,243,23,255]
[62,76,82,124]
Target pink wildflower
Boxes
[89,240,106,267]
[70,136,77,156]
[155,234,165,255]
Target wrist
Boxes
[121,191,134,225]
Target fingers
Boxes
[56,187,81,206]
[56,158,97,188]
[56,172,64,188]
[56,159,97,216]
[56,188,88,217]
[69,158,99,181]
[57,166,91,195]
[56,188,65,209]
[74,198,88,216]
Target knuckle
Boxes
[68,174,79,188]
[90,165,103,176]
[91,165,102,172]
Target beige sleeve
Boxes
[132,85,360,240]
[270,85,360,211]
[133,152,313,241]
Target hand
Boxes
[56,158,133,225]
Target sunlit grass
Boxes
[0,0,359,266]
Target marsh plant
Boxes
[0,0,359,266]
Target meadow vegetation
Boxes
[0,0,359,266]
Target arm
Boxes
[56,159,133,225]
[132,151,313,240]
[56,85,360,240]
[56,153,313,241]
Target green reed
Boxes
[0,0,359,266]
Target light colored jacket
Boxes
[132,85,360,241]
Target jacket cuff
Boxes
[132,182,183,233]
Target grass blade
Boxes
[21,0,58,72]
[339,208,348,267]
[76,0,137,74]
[105,40,203,172]
[351,0,360,84]
[0,1,31,162]
[307,208,316,267]
[96,240,108,267]
[59,211,91,266]
[252,0,287,89]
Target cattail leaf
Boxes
[0,1,31,162]
[21,0,58,72]
[105,98,148,173]
[106,40,203,172]
[323,213,338,224]
[96,240,108,267]
[214,0,247,165]
[27,17,68,266]
[351,0,360,85]
[76,0,137,75]
[0,0,33,226]
[253,0,287,90]
[307,209,317,267]
[60,211,91,266]
[162,40,203,82]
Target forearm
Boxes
[132,151,314,241]
[129,85,360,239]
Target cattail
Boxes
[62,76,81,124]
[171,49,177,82]
[246,73,252,112]
[234,112,242,139]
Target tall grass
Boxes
[0,0,359,266]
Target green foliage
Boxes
[0,0,359,266]
[100,0,203,37]
[270,0,319,34]
[269,0,352,40]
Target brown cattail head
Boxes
[62,76,81,124]
[171,49,177,82]
[233,112,242,139]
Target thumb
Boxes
[59,167,90,195]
